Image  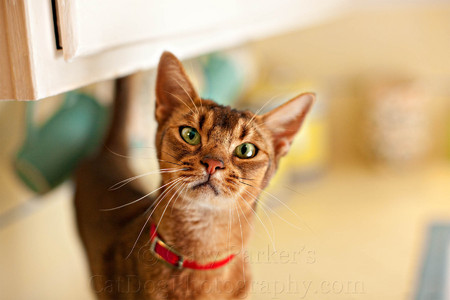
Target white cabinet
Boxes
[1,0,348,100]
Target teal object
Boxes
[416,224,450,300]
[200,53,243,106]
[14,92,107,194]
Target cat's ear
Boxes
[261,93,315,160]
[155,51,199,124]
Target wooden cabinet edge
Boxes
[55,0,80,62]
[2,0,37,100]
[0,2,13,100]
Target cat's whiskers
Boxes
[157,160,184,167]
[232,200,246,285]
[101,177,182,211]
[126,178,184,258]
[244,94,280,129]
[253,118,281,128]
[173,78,199,116]
[246,183,300,217]
[251,114,293,132]
[109,168,186,191]
[140,177,183,218]
[154,181,186,235]
[106,145,184,167]
[241,189,276,238]
[186,61,203,110]
[165,90,196,115]
[239,180,310,223]
[231,183,276,252]
[242,185,313,233]
[134,145,187,166]
[142,178,182,218]
[255,121,301,135]
[223,183,253,233]
[235,176,256,181]
[170,183,188,214]
[227,203,232,258]
[237,191,275,246]
[235,195,254,232]
[281,184,305,196]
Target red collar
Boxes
[150,224,235,270]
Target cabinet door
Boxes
[1,0,348,100]
[57,0,350,61]
[56,0,246,60]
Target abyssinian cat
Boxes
[74,52,314,299]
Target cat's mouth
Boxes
[192,178,220,196]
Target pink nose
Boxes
[201,158,224,175]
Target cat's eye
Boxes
[180,127,201,145]
[235,143,257,159]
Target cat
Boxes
[74,51,314,300]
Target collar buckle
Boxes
[150,235,184,270]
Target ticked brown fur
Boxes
[75,52,314,299]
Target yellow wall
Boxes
[249,5,450,164]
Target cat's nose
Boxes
[201,158,224,175]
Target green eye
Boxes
[180,127,201,145]
[235,143,257,159]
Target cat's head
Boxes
[154,52,314,209]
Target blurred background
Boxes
[1,2,450,299]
